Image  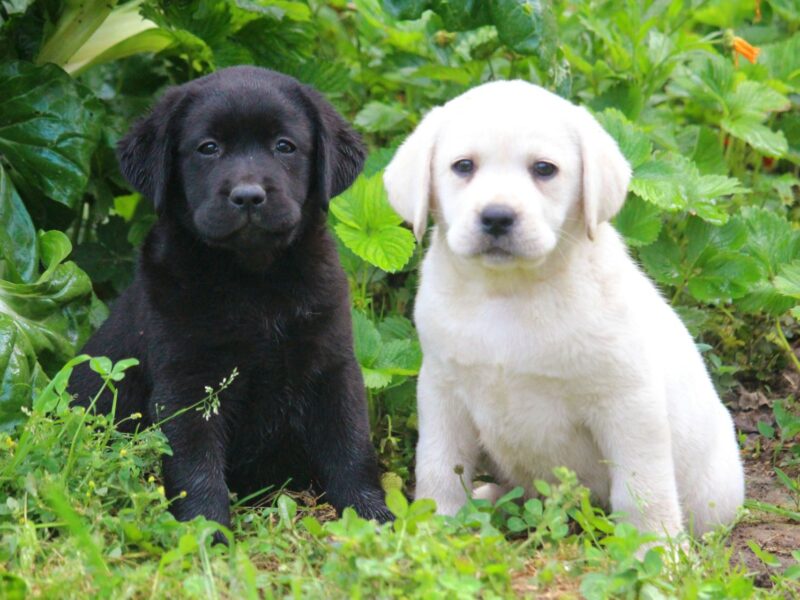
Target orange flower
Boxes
[724,30,760,66]
[733,36,760,65]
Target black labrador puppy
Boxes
[69,66,391,535]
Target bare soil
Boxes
[729,382,800,588]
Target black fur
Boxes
[69,67,391,537]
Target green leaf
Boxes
[613,194,662,247]
[0,164,37,283]
[382,0,430,20]
[0,231,95,429]
[775,260,800,299]
[721,116,789,158]
[687,251,761,303]
[58,1,174,75]
[639,232,683,287]
[596,109,652,169]
[331,173,415,273]
[489,0,557,58]
[386,488,409,518]
[0,62,103,208]
[747,540,782,568]
[630,158,687,211]
[354,102,410,134]
[760,33,800,90]
[352,309,382,369]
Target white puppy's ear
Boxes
[383,107,444,241]
[576,107,632,240]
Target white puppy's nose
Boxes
[480,204,516,237]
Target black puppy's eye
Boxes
[197,141,219,156]
[532,161,557,178]
[452,159,474,175]
[275,139,296,154]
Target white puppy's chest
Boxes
[447,356,610,498]
[418,288,617,498]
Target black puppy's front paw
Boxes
[347,488,395,523]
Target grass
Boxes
[1,359,799,599]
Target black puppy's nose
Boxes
[480,205,516,237]
[229,184,266,208]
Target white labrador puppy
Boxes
[383,80,744,539]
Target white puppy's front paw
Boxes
[472,483,509,504]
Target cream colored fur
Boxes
[383,80,744,539]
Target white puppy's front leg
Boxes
[414,362,480,515]
[590,391,684,539]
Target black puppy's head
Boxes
[117,66,365,260]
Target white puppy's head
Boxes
[383,81,631,269]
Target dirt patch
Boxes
[729,439,800,587]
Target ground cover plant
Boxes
[0,0,799,597]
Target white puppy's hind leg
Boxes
[683,409,745,535]
[414,362,481,516]
[590,390,685,539]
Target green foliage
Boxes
[330,173,415,273]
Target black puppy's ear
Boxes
[301,86,366,207]
[117,87,187,214]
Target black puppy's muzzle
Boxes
[229,183,266,209]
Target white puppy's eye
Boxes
[452,159,474,176]
[197,141,220,155]
[532,161,557,178]
[275,139,296,154]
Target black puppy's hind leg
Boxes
[151,386,232,543]
[304,361,393,523]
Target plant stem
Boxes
[774,319,800,373]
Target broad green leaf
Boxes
[0,231,95,429]
[690,126,727,175]
[734,207,800,277]
[768,0,800,21]
[630,153,744,223]
[597,109,652,169]
[774,260,800,299]
[630,159,686,211]
[0,313,48,431]
[727,81,791,119]
[63,1,175,75]
[382,0,430,20]
[354,102,410,134]
[331,173,415,273]
[687,252,761,303]
[639,231,683,287]
[489,0,557,58]
[35,0,115,67]
[352,310,420,389]
[732,207,800,315]
[375,339,421,376]
[0,164,37,283]
[377,315,416,341]
[613,194,662,247]
[352,309,382,368]
[721,116,789,158]
[0,61,103,208]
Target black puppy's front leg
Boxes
[305,360,393,523]
[151,386,231,539]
